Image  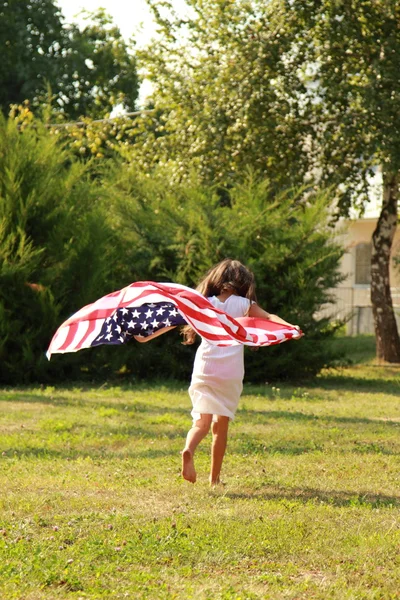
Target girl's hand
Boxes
[293,325,304,338]
[134,326,176,343]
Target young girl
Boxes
[136,259,302,485]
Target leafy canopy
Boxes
[288,0,400,214]
[133,0,312,188]
[0,1,139,119]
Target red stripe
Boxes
[237,317,298,333]
[165,299,251,341]
[58,323,79,351]
[64,308,118,326]
[75,319,98,350]
[178,312,244,341]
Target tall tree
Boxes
[134,0,312,189]
[0,1,139,118]
[288,0,400,362]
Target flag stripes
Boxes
[47,281,301,358]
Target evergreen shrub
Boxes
[107,168,345,381]
[0,114,121,383]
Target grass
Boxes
[1,336,400,599]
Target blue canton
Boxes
[91,302,187,347]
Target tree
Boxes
[133,0,312,190]
[54,9,139,120]
[136,0,400,361]
[0,1,139,119]
[288,0,400,362]
[50,114,140,160]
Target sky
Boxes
[56,0,185,47]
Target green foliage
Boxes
[51,114,140,161]
[0,1,138,119]
[0,111,345,382]
[133,0,312,189]
[0,113,120,383]
[54,9,139,120]
[288,0,400,213]
[107,168,345,380]
[286,0,400,361]
[0,0,63,113]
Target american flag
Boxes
[90,303,186,346]
[47,281,301,359]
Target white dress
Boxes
[189,295,251,422]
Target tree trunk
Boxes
[370,170,400,362]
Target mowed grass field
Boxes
[1,336,400,599]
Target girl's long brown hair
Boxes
[182,259,257,345]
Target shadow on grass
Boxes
[244,372,400,399]
[239,408,400,429]
[312,373,400,396]
[1,445,179,460]
[0,392,189,416]
[232,433,399,457]
[2,390,398,430]
[226,485,400,508]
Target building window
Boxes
[355,243,372,285]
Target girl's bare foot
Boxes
[209,477,225,487]
[181,449,196,483]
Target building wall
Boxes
[323,219,400,334]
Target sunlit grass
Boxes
[0,336,399,598]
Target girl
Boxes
[136,259,302,485]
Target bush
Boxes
[0,114,121,383]
[104,168,345,380]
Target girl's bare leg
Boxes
[182,414,213,483]
[210,416,229,485]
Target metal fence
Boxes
[318,287,400,335]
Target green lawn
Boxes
[1,336,400,599]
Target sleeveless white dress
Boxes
[189,295,251,422]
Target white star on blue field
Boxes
[91,303,187,346]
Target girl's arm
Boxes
[248,304,302,332]
[134,326,177,343]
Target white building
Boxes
[327,216,400,335]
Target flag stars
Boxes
[90,301,186,348]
